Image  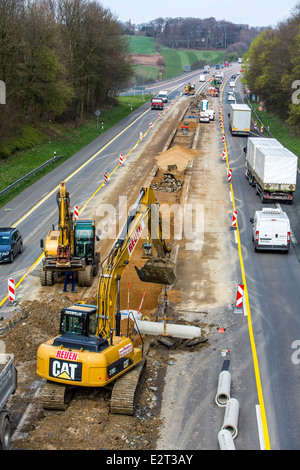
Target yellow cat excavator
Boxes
[40,181,100,287]
[36,187,176,414]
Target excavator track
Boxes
[110,358,147,415]
[41,381,73,410]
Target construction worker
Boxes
[63,271,77,293]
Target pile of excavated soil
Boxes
[154,145,199,172]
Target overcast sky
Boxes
[102,0,299,27]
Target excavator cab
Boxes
[54,304,109,353]
[74,220,98,261]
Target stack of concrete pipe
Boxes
[215,367,240,450]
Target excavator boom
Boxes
[96,187,176,337]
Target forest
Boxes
[0,0,132,148]
[243,5,300,129]
[122,16,262,57]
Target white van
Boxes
[158,90,168,102]
[250,208,291,252]
[199,110,210,123]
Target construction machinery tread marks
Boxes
[110,359,147,415]
[40,270,54,286]
[41,381,73,410]
[78,265,93,287]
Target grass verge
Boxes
[0,95,150,208]
[251,102,300,160]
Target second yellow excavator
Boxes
[36,187,176,414]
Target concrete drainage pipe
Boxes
[222,397,239,439]
[215,370,231,407]
[218,429,236,450]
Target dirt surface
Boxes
[129,53,164,67]
[0,88,237,451]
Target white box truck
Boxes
[253,146,298,203]
[158,90,168,102]
[250,208,291,252]
[245,137,284,186]
[199,74,205,82]
[229,104,251,136]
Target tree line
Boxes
[0,0,132,141]
[243,5,300,128]
[122,17,262,56]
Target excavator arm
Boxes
[96,187,175,338]
[56,181,74,262]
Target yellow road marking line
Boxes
[220,75,271,450]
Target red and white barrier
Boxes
[119,154,123,165]
[8,278,15,302]
[231,210,237,230]
[73,205,79,220]
[149,121,152,129]
[234,284,244,313]
[140,131,143,140]
[222,134,225,143]
[104,171,109,182]
[260,124,264,134]
[222,150,226,161]
[227,169,232,182]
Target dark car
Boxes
[0,227,23,263]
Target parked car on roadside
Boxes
[0,227,23,263]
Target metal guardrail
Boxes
[0,154,65,198]
[245,97,273,137]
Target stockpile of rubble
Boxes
[151,145,199,194]
[154,145,198,172]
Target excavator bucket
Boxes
[135,257,176,285]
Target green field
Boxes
[127,36,225,81]
[160,47,225,79]
[127,36,156,54]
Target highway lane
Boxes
[223,76,300,449]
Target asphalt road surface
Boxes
[223,76,300,449]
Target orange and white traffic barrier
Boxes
[8,278,15,302]
[227,169,232,182]
[73,205,79,220]
[119,154,123,165]
[234,284,244,313]
[140,131,143,140]
[231,210,237,230]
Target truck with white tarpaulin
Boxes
[247,143,298,203]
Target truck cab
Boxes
[151,97,163,110]
[250,208,291,252]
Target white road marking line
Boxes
[255,404,266,450]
